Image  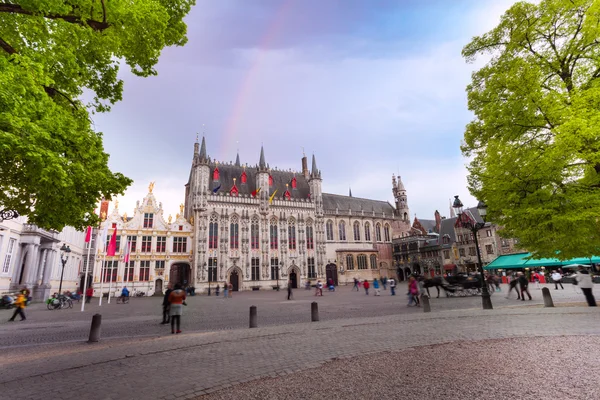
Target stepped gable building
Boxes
[96,138,412,294]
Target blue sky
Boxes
[94,0,517,221]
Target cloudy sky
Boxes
[94,0,517,221]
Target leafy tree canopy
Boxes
[0,0,195,230]
[462,0,600,259]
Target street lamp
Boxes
[452,195,492,310]
[203,262,211,296]
[58,244,71,295]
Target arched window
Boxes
[346,254,354,270]
[251,216,260,250]
[306,219,314,250]
[376,223,382,242]
[353,221,361,241]
[403,212,408,221]
[326,220,334,241]
[339,221,346,241]
[209,215,218,249]
[357,254,368,269]
[370,254,377,269]
[384,224,390,242]
[288,218,296,250]
[230,216,239,249]
[270,217,278,250]
[364,222,371,241]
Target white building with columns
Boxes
[95,138,412,294]
[0,216,87,300]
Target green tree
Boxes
[462,0,600,259]
[0,0,195,230]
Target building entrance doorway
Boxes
[325,263,338,286]
[230,270,240,291]
[289,271,298,288]
[170,263,191,286]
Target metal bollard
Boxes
[249,305,258,328]
[311,301,319,322]
[421,294,431,313]
[88,314,102,343]
[542,287,554,307]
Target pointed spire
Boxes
[235,151,240,167]
[397,175,405,191]
[199,136,208,164]
[259,146,267,170]
[310,153,320,178]
[349,187,353,197]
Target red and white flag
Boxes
[106,227,117,256]
[84,226,92,243]
[123,239,131,264]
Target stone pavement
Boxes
[0,283,590,347]
[1,305,598,400]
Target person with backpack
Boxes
[363,280,370,295]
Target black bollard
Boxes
[311,301,319,322]
[542,287,554,307]
[420,294,431,313]
[249,305,257,328]
[88,314,102,343]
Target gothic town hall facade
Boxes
[95,138,412,294]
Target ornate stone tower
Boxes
[393,174,410,222]
[186,136,210,285]
[308,154,325,276]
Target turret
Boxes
[393,174,409,222]
[309,154,323,216]
[256,146,270,206]
[186,136,210,217]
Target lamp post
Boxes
[452,196,492,310]
[203,262,211,296]
[58,244,71,295]
[276,263,282,291]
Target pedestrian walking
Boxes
[506,279,521,299]
[353,278,359,291]
[518,272,532,301]
[85,286,93,303]
[223,282,228,298]
[373,279,380,296]
[363,280,370,295]
[227,282,233,298]
[168,283,186,334]
[215,283,220,296]
[551,271,564,290]
[575,266,596,307]
[407,276,419,306]
[287,280,293,300]
[389,278,396,296]
[161,283,173,324]
[8,291,27,321]
[315,280,323,296]
[381,277,387,290]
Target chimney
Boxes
[302,155,309,178]
[434,210,441,233]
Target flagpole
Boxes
[107,255,113,304]
[99,251,106,306]
[81,228,92,312]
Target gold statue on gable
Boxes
[179,203,184,213]
[114,198,119,209]
[149,181,155,193]
[168,214,173,223]
[122,212,128,222]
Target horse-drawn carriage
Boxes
[423,274,483,298]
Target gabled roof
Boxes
[322,193,395,215]
[210,164,310,199]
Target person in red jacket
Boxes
[85,286,94,303]
[363,280,370,295]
